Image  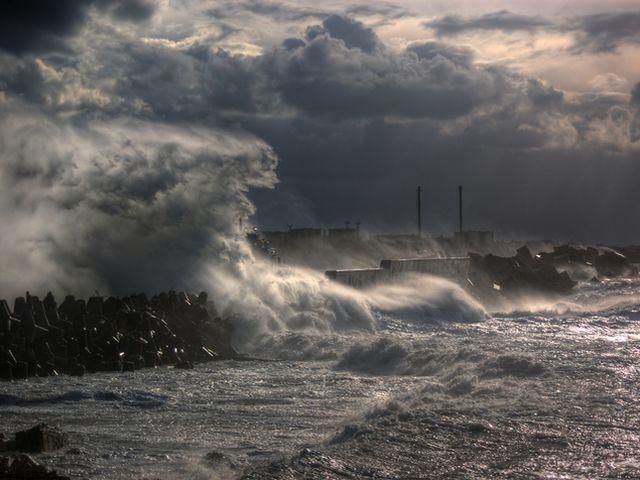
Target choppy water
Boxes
[1,277,640,479]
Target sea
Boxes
[1,274,639,479]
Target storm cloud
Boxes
[570,11,640,53]
[0,0,156,54]
[426,10,552,36]
[425,9,640,54]
[249,16,513,121]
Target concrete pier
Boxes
[380,257,470,281]
[326,257,470,288]
[325,268,390,288]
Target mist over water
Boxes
[204,259,488,355]
[0,100,278,297]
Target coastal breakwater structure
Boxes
[326,257,471,288]
[0,291,237,382]
[325,244,636,295]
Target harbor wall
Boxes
[325,268,390,289]
[325,257,470,288]
[380,257,470,281]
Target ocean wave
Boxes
[334,337,547,384]
[0,390,92,406]
[207,261,488,352]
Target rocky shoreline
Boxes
[0,290,238,381]
[468,244,639,302]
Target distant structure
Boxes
[417,185,422,237]
[261,224,361,250]
[458,185,463,233]
[453,184,494,248]
[327,257,471,288]
[454,230,494,246]
[256,183,496,260]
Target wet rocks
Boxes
[537,244,638,279]
[0,454,70,480]
[593,250,631,278]
[14,424,67,453]
[469,243,639,302]
[203,451,237,471]
[469,246,576,298]
[1,424,68,454]
[0,290,238,381]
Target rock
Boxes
[469,246,577,299]
[594,250,627,277]
[0,454,70,479]
[175,360,194,369]
[0,433,15,452]
[14,424,68,453]
[68,364,85,377]
[14,362,29,380]
[515,245,534,269]
[0,363,13,381]
[0,289,237,381]
[540,244,635,279]
[203,451,236,471]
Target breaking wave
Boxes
[206,261,488,351]
[335,337,546,380]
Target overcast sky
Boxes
[1,0,639,290]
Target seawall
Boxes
[326,257,470,288]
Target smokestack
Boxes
[458,185,463,233]
[417,185,422,237]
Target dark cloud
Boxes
[206,0,408,27]
[344,3,409,19]
[97,17,508,122]
[344,3,410,27]
[0,0,89,54]
[266,31,508,119]
[570,11,640,53]
[207,0,325,22]
[407,41,475,67]
[106,42,268,118]
[526,79,564,108]
[106,0,157,22]
[282,38,306,50]
[250,94,640,244]
[0,0,156,55]
[241,18,639,243]
[426,10,552,36]
[425,9,640,55]
[307,15,380,52]
[632,83,640,105]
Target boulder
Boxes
[469,247,577,299]
[540,244,635,279]
[14,424,68,453]
[175,360,194,369]
[0,289,237,381]
[515,245,534,269]
[0,433,15,452]
[0,454,70,479]
[203,451,237,471]
[594,250,627,277]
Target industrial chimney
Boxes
[417,185,422,237]
[458,185,463,233]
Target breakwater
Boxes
[326,257,471,288]
[0,291,237,381]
